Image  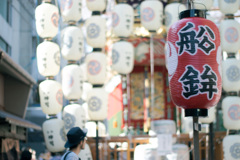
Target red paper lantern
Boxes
[166,10,222,116]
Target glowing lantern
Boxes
[35,2,59,39]
[85,52,107,85]
[222,58,240,92]
[61,64,83,100]
[199,106,216,124]
[223,135,240,160]
[37,41,60,77]
[85,121,106,137]
[87,88,108,120]
[193,0,213,10]
[112,4,134,37]
[112,41,134,74]
[63,104,86,133]
[220,18,240,53]
[167,10,222,116]
[172,144,190,160]
[222,96,240,130]
[60,0,82,23]
[39,80,63,115]
[42,118,65,152]
[86,0,106,12]
[78,144,93,160]
[219,0,239,14]
[165,3,186,31]
[140,0,163,32]
[85,14,106,48]
[61,26,84,61]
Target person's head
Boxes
[20,150,32,160]
[64,127,88,151]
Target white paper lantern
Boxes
[112,4,134,37]
[223,135,240,160]
[61,26,84,61]
[39,80,63,115]
[78,144,93,160]
[222,58,240,92]
[140,0,163,31]
[193,0,213,10]
[85,121,106,137]
[112,41,134,74]
[199,106,216,124]
[86,0,106,12]
[37,41,60,77]
[35,3,59,38]
[85,15,106,48]
[85,52,107,84]
[80,63,88,81]
[60,0,82,23]
[62,64,83,100]
[165,3,186,31]
[219,0,239,14]
[222,96,240,130]
[82,82,93,101]
[134,144,157,160]
[172,144,189,160]
[63,104,86,133]
[220,19,240,53]
[42,118,65,152]
[151,119,176,134]
[87,88,108,120]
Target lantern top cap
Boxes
[179,9,206,19]
[225,14,234,20]
[92,11,101,16]
[185,108,208,117]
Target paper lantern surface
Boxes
[193,0,213,10]
[60,0,82,22]
[86,0,106,12]
[112,4,134,37]
[42,119,65,152]
[85,121,106,137]
[62,64,83,100]
[219,0,239,14]
[39,80,63,115]
[140,0,163,31]
[172,144,189,160]
[199,106,216,123]
[112,41,134,74]
[151,120,176,134]
[61,26,84,61]
[223,135,240,160]
[167,15,222,110]
[35,3,59,38]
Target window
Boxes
[0,37,11,56]
[0,0,11,24]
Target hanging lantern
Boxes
[39,80,63,115]
[61,64,83,100]
[85,121,106,137]
[82,82,93,101]
[222,96,240,130]
[112,4,134,37]
[80,63,88,81]
[219,0,239,14]
[85,52,107,85]
[35,2,59,39]
[167,10,222,116]
[86,0,106,12]
[85,14,106,48]
[140,0,163,32]
[199,106,216,124]
[223,135,240,160]
[172,144,190,160]
[193,0,213,10]
[37,41,60,77]
[222,57,240,92]
[220,18,240,53]
[164,3,186,31]
[134,144,157,160]
[60,0,82,23]
[63,104,86,133]
[151,120,176,134]
[61,26,84,61]
[42,118,65,152]
[112,41,134,74]
[78,144,93,160]
[87,88,108,121]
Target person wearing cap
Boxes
[61,127,88,160]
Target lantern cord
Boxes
[150,33,155,131]
[193,116,200,160]
[96,121,99,160]
[187,0,194,10]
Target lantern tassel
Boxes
[193,116,201,160]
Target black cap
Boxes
[64,127,87,148]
